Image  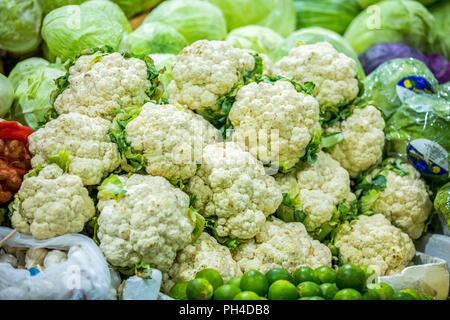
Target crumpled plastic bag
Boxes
[0,227,111,300]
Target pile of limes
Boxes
[169,265,434,300]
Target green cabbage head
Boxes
[0,74,14,118]
[144,0,227,44]
[119,22,188,56]
[225,25,284,56]
[41,0,131,62]
[8,57,50,90]
[0,0,43,54]
[202,0,296,37]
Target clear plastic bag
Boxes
[0,227,111,300]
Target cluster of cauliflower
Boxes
[4,38,436,294]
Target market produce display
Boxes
[0,0,449,302]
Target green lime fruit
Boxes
[169,281,188,300]
[265,268,293,285]
[333,288,363,300]
[186,278,214,300]
[297,281,321,298]
[268,280,298,300]
[240,270,269,297]
[195,268,223,290]
[233,291,261,300]
[336,264,366,291]
[389,292,416,300]
[319,283,339,300]
[314,266,337,284]
[398,289,420,300]
[298,296,325,300]
[293,266,316,286]
[227,276,241,287]
[213,284,241,300]
[362,289,381,300]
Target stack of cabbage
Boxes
[0,0,448,300]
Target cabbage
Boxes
[42,0,162,18]
[0,74,14,118]
[202,0,296,37]
[0,0,43,54]
[41,0,130,62]
[81,0,132,33]
[293,0,361,34]
[362,58,439,118]
[271,27,365,80]
[385,93,449,181]
[144,0,227,44]
[149,53,176,96]
[438,82,450,101]
[356,0,439,8]
[119,22,188,56]
[344,0,438,55]
[225,25,284,56]
[10,63,66,130]
[8,57,49,90]
[429,0,450,60]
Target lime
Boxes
[233,291,261,300]
[418,293,434,300]
[336,264,366,291]
[314,266,337,284]
[362,289,381,300]
[265,268,293,285]
[297,281,321,298]
[268,280,298,300]
[169,281,188,300]
[366,283,394,300]
[389,292,416,300]
[319,283,339,300]
[195,268,223,290]
[379,283,394,299]
[398,289,420,300]
[360,265,377,284]
[240,270,269,297]
[186,278,214,300]
[299,296,325,300]
[213,284,241,300]
[227,276,241,287]
[293,266,316,286]
[333,288,363,300]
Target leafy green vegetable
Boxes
[271,27,365,80]
[47,150,71,173]
[189,207,206,243]
[0,74,14,118]
[322,132,344,151]
[301,130,323,164]
[41,1,130,62]
[203,0,296,37]
[344,0,438,55]
[0,0,43,54]
[276,192,307,223]
[362,58,438,119]
[293,0,361,35]
[119,22,188,56]
[144,0,227,44]
[434,182,450,228]
[429,0,450,60]
[7,58,49,91]
[97,174,127,201]
[226,25,284,56]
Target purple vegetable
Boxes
[360,43,450,84]
[426,53,450,84]
[359,43,427,75]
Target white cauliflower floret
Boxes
[162,233,242,293]
[167,40,255,114]
[370,162,433,240]
[125,102,220,181]
[11,164,95,240]
[185,142,283,239]
[326,105,385,178]
[229,80,321,171]
[54,52,151,121]
[275,151,355,228]
[97,174,195,271]
[274,42,359,108]
[232,218,332,274]
[335,214,416,276]
[28,113,121,186]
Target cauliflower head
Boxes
[229,80,321,171]
[97,174,195,271]
[368,161,433,240]
[232,218,332,274]
[335,214,416,276]
[28,113,121,186]
[54,52,151,121]
[11,164,95,239]
[124,102,220,181]
[167,40,256,114]
[275,151,355,229]
[274,42,359,108]
[185,142,283,240]
[326,105,385,178]
[162,232,242,293]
